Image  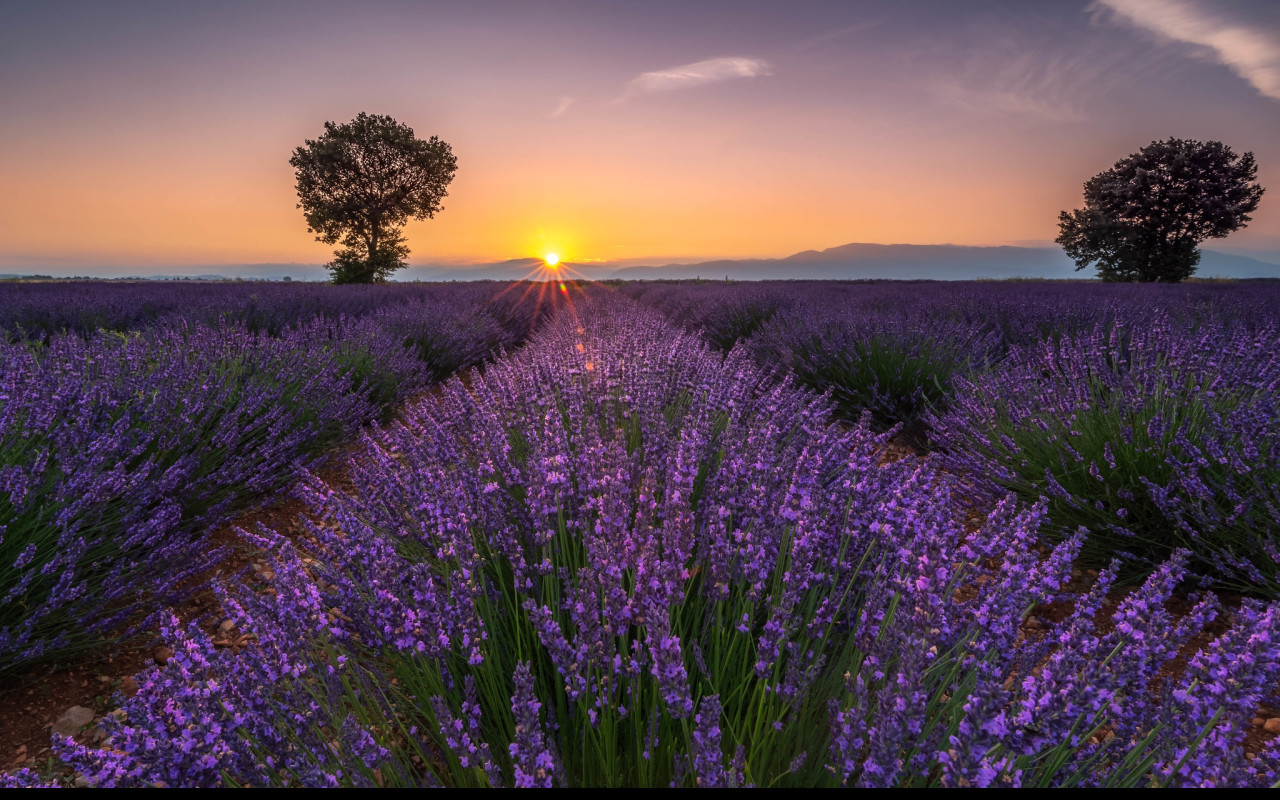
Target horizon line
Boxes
[7,240,1280,273]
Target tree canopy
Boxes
[290,113,457,283]
[1056,138,1264,282]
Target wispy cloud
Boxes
[549,96,575,118]
[932,35,1171,122]
[617,56,770,101]
[934,52,1094,122]
[1092,0,1280,101]
[788,22,881,54]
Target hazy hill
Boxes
[610,244,1280,281]
[5,245,1278,282]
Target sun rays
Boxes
[486,249,627,358]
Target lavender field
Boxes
[4,280,1280,787]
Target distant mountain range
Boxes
[402,244,1280,282]
[6,244,1280,282]
[602,243,1280,281]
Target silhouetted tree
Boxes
[1056,138,1264,282]
[290,113,457,284]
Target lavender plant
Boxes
[49,296,1280,787]
[621,282,789,349]
[749,303,1000,440]
[931,313,1280,591]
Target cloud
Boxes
[788,22,881,54]
[618,57,770,101]
[1092,0,1280,101]
[550,96,575,118]
[932,35,1172,122]
[934,52,1094,122]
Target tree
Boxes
[290,113,457,284]
[1056,138,1264,282]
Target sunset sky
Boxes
[3,0,1280,273]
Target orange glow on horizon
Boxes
[0,116,1131,270]
[2,100,1276,270]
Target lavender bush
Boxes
[749,303,1000,440]
[50,295,1280,787]
[621,282,791,349]
[931,313,1280,591]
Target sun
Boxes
[544,253,560,268]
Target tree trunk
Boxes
[367,225,379,282]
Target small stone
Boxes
[153,646,172,666]
[258,569,275,581]
[1253,717,1266,727]
[120,676,139,697]
[96,675,112,685]
[328,607,353,622]
[1264,718,1280,734]
[73,774,90,789]
[218,619,236,633]
[51,706,95,737]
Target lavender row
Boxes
[39,294,1280,786]
[0,287,548,674]
[0,280,548,342]
[931,313,1280,592]
[626,280,1280,348]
